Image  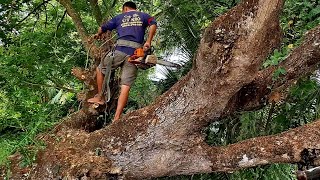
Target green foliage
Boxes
[281,0,320,45]
[272,79,320,132]
[153,0,235,93]
[262,0,320,80]
[155,0,235,56]
[272,67,287,81]
[230,164,296,180]
[262,49,289,68]
[0,1,84,166]
[156,173,230,180]
[128,68,161,110]
[155,66,183,93]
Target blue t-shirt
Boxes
[101,11,157,55]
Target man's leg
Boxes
[87,67,105,104]
[114,56,138,121]
[96,67,104,94]
[113,85,130,121]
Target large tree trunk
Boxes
[6,0,320,179]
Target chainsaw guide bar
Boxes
[128,48,180,69]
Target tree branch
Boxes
[56,10,67,31]
[57,0,88,41]
[89,0,103,25]
[23,81,77,93]
[57,0,98,56]
[205,119,320,172]
[18,0,50,24]
[225,25,320,113]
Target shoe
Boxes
[87,94,105,105]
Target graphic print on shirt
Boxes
[121,14,143,27]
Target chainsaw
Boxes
[128,47,180,69]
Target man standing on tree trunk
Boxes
[87,1,157,121]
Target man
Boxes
[87,1,157,121]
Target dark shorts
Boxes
[98,50,138,86]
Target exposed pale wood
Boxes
[145,55,158,64]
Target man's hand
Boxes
[93,33,102,40]
[94,27,104,40]
[145,24,157,51]
[143,41,151,51]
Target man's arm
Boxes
[94,27,104,39]
[144,24,157,50]
[94,17,117,39]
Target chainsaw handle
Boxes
[144,45,153,52]
[143,46,153,54]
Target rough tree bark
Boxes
[5,0,320,179]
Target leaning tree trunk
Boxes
[6,0,320,179]
[57,0,122,128]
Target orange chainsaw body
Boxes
[128,48,146,64]
[127,47,178,69]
